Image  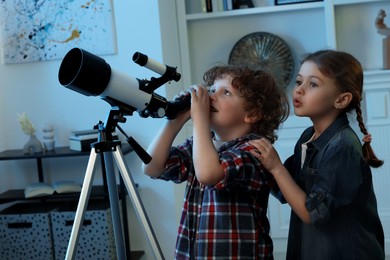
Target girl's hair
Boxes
[203,64,289,143]
[302,50,383,168]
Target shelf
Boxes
[186,2,324,20]
[0,144,133,161]
[0,144,133,183]
[334,0,388,6]
[0,185,111,204]
[0,144,134,204]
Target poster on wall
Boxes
[0,0,116,64]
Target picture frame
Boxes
[0,0,116,64]
[275,0,322,5]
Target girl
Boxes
[250,50,385,259]
[143,64,289,259]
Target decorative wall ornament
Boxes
[375,9,390,69]
[229,32,294,89]
[0,0,116,64]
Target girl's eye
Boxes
[224,89,231,95]
[209,88,216,94]
[295,80,302,86]
[310,82,318,88]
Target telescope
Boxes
[58,48,189,119]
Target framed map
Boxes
[0,0,116,64]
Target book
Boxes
[226,0,233,10]
[52,180,81,194]
[69,137,98,151]
[71,129,98,136]
[205,0,212,12]
[69,133,119,151]
[69,130,119,151]
[24,182,55,198]
[70,129,99,140]
[24,181,82,198]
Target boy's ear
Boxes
[244,112,261,123]
[334,92,353,110]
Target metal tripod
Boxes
[65,108,164,260]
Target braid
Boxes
[355,104,384,168]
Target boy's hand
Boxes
[190,84,210,123]
[169,89,192,123]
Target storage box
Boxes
[0,202,57,259]
[50,200,117,259]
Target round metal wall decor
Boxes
[228,32,294,89]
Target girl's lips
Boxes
[210,106,218,112]
[293,98,301,107]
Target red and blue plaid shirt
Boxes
[158,134,274,259]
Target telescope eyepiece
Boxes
[132,52,148,67]
[132,51,181,82]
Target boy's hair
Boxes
[302,50,383,168]
[203,64,289,143]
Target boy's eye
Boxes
[209,88,216,94]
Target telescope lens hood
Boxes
[58,48,111,96]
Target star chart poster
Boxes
[0,0,116,64]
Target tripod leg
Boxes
[103,151,127,259]
[65,149,99,260]
[112,146,164,260]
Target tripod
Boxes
[65,108,164,260]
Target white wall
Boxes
[0,1,181,259]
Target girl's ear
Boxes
[334,92,353,110]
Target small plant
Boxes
[17,112,36,136]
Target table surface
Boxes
[0,144,133,160]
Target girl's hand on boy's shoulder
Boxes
[249,138,283,175]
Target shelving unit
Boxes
[0,144,146,259]
[0,144,132,203]
[176,0,390,91]
[159,0,390,253]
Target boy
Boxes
[142,64,289,259]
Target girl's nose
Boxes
[294,84,304,95]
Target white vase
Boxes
[23,135,43,154]
[43,139,55,151]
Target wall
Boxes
[0,1,182,259]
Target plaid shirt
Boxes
[158,134,274,259]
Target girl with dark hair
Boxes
[250,50,385,259]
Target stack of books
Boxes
[68,129,118,151]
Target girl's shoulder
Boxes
[322,126,364,161]
[330,126,361,148]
